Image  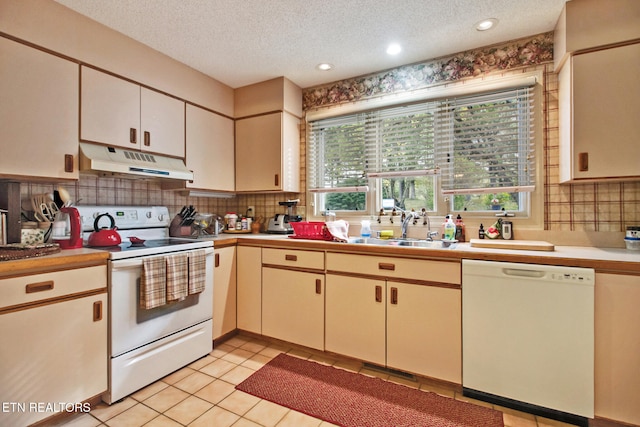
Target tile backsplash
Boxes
[20,177,304,231]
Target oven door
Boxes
[108,247,213,357]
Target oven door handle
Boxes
[110,247,213,271]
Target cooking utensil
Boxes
[88,213,122,247]
[57,186,72,207]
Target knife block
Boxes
[169,215,192,237]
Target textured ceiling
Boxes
[54,0,567,89]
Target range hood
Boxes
[79,143,193,181]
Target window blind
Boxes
[308,114,368,192]
[435,86,535,194]
[363,101,437,177]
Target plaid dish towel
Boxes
[188,249,207,295]
[166,253,189,302]
[140,255,166,309]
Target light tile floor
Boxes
[53,334,576,427]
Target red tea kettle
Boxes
[88,213,122,247]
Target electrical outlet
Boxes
[247,206,255,217]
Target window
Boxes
[308,81,536,217]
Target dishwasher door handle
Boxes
[502,268,546,278]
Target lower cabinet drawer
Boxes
[0,265,107,309]
[326,253,460,285]
[262,248,324,270]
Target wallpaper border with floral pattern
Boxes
[302,32,554,110]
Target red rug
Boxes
[236,353,503,427]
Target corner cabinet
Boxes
[236,246,262,334]
[185,104,235,192]
[558,43,640,183]
[80,66,185,158]
[235,112,300,192]
[0,264,107,427]
[213,246,237,340]
[594,273,640,426]
[0,37,79,180]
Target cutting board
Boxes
[469,239,555,251]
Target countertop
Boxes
[3,233,638,277]
[0,247,109,278]
[210,232,640,274]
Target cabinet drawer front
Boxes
[0,266,107,309]
[327,253,460,285]
[262,248,324,270]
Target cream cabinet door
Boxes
[0,294,107,427]
[386,281,461,383]
[560,43,640,182]
[325,274,386,366]
[186,104,234,191]
[595,273,640,425]
[140,87,185,158]
[262,267,324,350]
[80,66,141,149]
[0,37,79,180]
[235,112,300,192]
[236,246,262,334]
[213,246,237,340]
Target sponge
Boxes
[378,230,394,239]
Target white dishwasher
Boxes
[462,260,594,427]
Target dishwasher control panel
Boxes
[549,271,594,284]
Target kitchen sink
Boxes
[346,237,457,249]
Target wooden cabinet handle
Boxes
[274,174,280,187]
[64,154,74,173]
[375,285,382,302]
[93,301,103,322]
[285,254,297,262]
[144,131,151,146]
[215,253,220,268]
[390,287,398,305]
[378,263,395,271]
[25,280,54,294]
[130,128,137,144]
[315,279,322,294]
[578,152,589,172]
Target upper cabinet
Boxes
[553,0,640,71]
[234,77,302,192]
[81,66,185,158]
[558,44,640,183]
[0,37,79,180]
[555,0,640,183]
[185,104,235,192]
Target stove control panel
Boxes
[76,206,170,231]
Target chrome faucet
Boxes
[401,211,419,239]
[420,208,438,241]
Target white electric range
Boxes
[75,206,214,404]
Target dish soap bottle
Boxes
[361,220,371,237]
[443,215,456,241]
[455,214,466,242]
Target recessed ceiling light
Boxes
[476,18,498,31]
[316,63,333,71]
[386,43,402,55]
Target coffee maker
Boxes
[267,200,302,234]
